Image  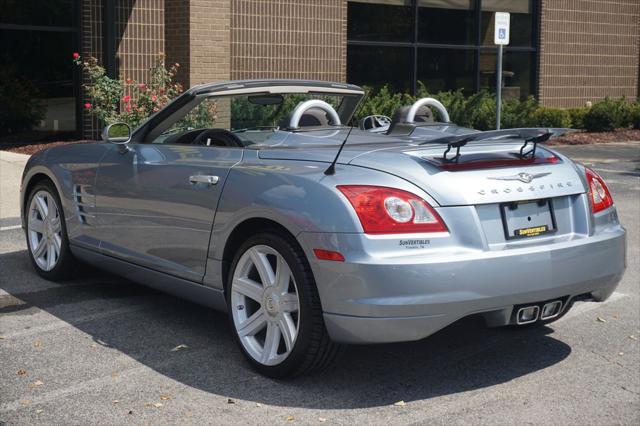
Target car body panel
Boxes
[20,142,111,250]
[19,79,627,345]
[89,143,242,282]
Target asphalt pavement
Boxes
[0,143,638,425]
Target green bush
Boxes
[629,103,640,129]
[356,85,637,133]
[358,85,415,120]
[75,53,183,128]
[615,97,633,128]
[582,97,632,132]
[356,85,538,131]
[502,96,538,128]
[529,106,572,128]
[567,107,588,129]
[583,102,616,132]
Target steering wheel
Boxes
[288,100,341,129]
[359,115,392,133]
[406,98,450,123]
[192,129,244,147]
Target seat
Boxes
[280,107,331,129]
[386,105,435,135]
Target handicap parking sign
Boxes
[494,12,510,45]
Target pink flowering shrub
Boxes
[74,53,183,128]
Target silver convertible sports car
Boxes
[21,80,626,377]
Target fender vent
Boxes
[73,185,96,225]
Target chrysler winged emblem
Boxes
[488,172,551,183]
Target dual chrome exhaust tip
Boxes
[516,300,563,325]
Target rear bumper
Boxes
[300,227,626,344]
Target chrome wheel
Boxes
[28,190,62,271]
[231,245,300,366]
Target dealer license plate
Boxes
[501,199,556,240]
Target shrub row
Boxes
[356,84,640,132]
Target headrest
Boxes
[391,105,434,124]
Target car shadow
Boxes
[0,249,572,409]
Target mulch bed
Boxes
[2,129,639,156]
[0,140,91,156]
[548,129,640,145]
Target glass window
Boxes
[0,29,77,141]
[347,0,413,42]
[0,0,75,27]
[418,0,475,45]
[150,93,352,146]
[479,50,535,99]
[417,48,476,93]
[481,0,533,47]
[347,45,413,93]
[345,0,539,98]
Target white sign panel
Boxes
[494,12,510,45]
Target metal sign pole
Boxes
[493,11,509,130]
[496,44,503,130]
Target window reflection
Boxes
[417,48,476,93]
[0,0,75,27]
[418,0,475,45]
[1,0,81,144]
[346,0,537,100]
[481,0,533,47]
[347,0,413,42]
[347,45,413,93]
[479,50,535,99]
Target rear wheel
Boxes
[227,231,340,378]
[25,181,76,280]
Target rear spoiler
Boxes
[419,128,573,163]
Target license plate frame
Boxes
[500,199,557,240]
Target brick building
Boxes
[1,0,639,140]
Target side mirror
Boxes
[102,122,132,150]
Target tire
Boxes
[226,230,340,378]
[25,180,76,281]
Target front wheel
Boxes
[25,180,76,280]
[227,231,340,377]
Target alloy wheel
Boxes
[28,190,63,271]
[231,245,300,366]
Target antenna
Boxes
[324,92,369,176]
[324,125,353,175]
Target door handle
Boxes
[189,175,219,185]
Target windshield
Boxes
[230,93,344,131]
[148,92,358,146]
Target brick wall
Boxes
[189,0,231,86]
[164,0,231,88]
[80,0,165,138]
[230,0,346,82]
[116,0,165,85]
[80,0,103,138]
[539,0,640,107]
[165,0,190,87]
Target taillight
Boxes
[585,168,614,213]
[337,185,447,234]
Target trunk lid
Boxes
[347,141,586,206]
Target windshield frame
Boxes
[138,81,364,144]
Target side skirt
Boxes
[70,245,228,312]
